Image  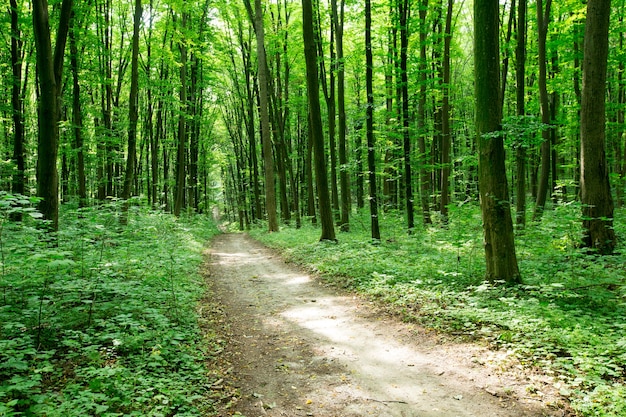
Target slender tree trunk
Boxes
[245,0,279,231]
[303,0,336,241]
[121,0,142,222]
[332,0,350,231]
[515,0,527,227]
[440,0,454,219]
[69,13,87,207]
[11,0,26,204]
[418,0,431,224]
[366,0,380,240]
[32,0,73,231]
[174,13,188,217]
[580,0,616,254]
[474,0,521,284]
[399,0,414,231]
[533,0,552,221]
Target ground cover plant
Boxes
[250,203,626,417]
[0,194,222,416]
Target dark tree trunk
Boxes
[418,0,431,225]
[245,0,279,231]
[69,13,87,207]
[303,0,336,241]
[365,0,380,240]
[174,13,188,217]
[121,0,141,222]
[580,0,616,254]
[33,0,73,231]
[515,0,527,227]
[533,0,552,221]
[399,0,414,231]
[332,0,350,231]
[11,0,27,207]
[439,0,454,219]
[474,0,521,284]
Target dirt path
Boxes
[204,233,565,417]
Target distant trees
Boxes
[2,0,625,273]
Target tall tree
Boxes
[303,0,336,241]
[533,0,552,221]
[121,0,142,220]
[474,0,521,283]
[580,0,616,254]
[245,0,279,232]
[69,10,87,207]
[515,0,527,227]
[10,0,27,204]
[332,0,350,232]
[439,0,454,220]
[399,0,414,231]
[365,0,381,240]
[417,0,432,224]
[174,12,188,217]
[32,0,73,231]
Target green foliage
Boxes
[0,198,221,416]
[251,204,626,417]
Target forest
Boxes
[1,0,625,415]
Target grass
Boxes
[249,202,626,417]
[0,194,223,416]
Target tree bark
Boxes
[399,0,414,231]
[366,0,381,240]
[418,0,432,225]
[303,0,336,241]
[11,0,26,204]
[439,0,454,220]
[246,0,279,232]
[174,13,188,217]
[332,0,350,232]
[474,0,521,284]
[69,12,87,207]
[580,0,616,254]
[515,0,527,227]
[33,0,73,231]
[121,0,142,222]
[533,0,552,221]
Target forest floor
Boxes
[201,233,570,417]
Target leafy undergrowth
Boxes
[0,195,222,416]
[249,203,626,417]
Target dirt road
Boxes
[204,233,563,417]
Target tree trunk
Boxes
[121,0,142,222]
[366,0,381,240]
[33,0,73,231]
[174,13,188,217]
[399,0,414,231]
[533,0,552,221]
[580,0,616,254]
[303,0,336,241]
[332,0,350,232]
[515,0,527,227]
[474,0,521,284]
[440,0,454,219]
[11,0,26,206]
[418,0,432,225]
[246,0,279,232]
[69,13,87,207]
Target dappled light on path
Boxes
[207,233,558,417]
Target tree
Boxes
[32,0,73,231]
[474,0,521,283]
[10,0,27,208]
[580,0,616,254]
[121,0,142,222]
[417,0,432,225]
[533,0,552,221]
[245,0,279,232]
[515,0,527,227]
[365,0,381,240]
[303,0,336,241]
[399,0,414,231]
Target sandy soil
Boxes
[202,233,569,417]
